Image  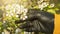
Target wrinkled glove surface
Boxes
[15,9,54,33]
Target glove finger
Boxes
[24,27,36,32]
[19,22,33,29]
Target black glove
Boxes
[15,10,54,33]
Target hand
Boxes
[15,11,54,33]
[19,20,54,33]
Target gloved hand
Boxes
[15,10,54,33]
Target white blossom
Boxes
[39,2,49,10]
[38,0,43,3]
[5,5,11,10]
[5,3,28,20]
[6,14,9,16]
[25,16,28,19]
[23,18,26,20]
[2,32,5,34]
[16,15,19,17]
[50,3,55,7]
